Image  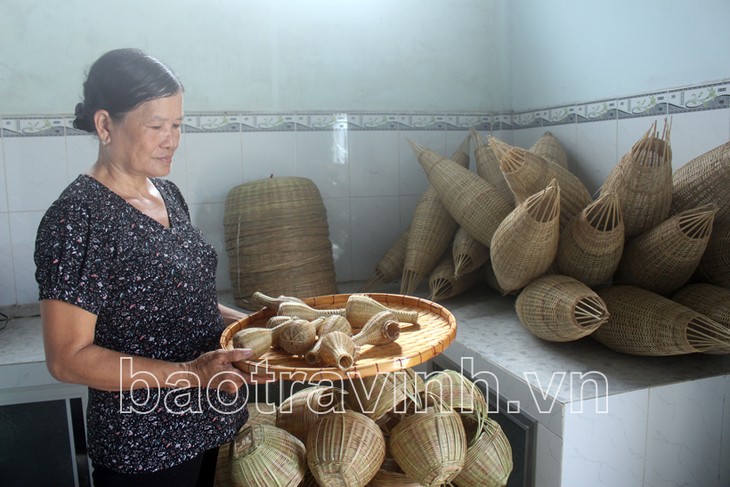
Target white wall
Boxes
[0,0,508,114]
[508,0,730,111]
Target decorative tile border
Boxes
[1,79,727,137]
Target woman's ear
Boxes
[93,110,113,145]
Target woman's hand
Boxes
[184,349,274,394]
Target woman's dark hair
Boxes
[73,48,183,133]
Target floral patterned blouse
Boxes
[35,174,247,473]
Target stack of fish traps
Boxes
[362,120,730,356]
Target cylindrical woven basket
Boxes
[471,129,515,206]
[410,140,514,249]
[490,179,561,293]
[556,192,624,287]
[672,283,730,354]
[452,417,513,487]
[594,285,730,355]
[224,177,338,307]
[614,204,717,295]
[306,410,386,487]
[515,275,609,342]
[361,228,409,292]
[599,121,673,238]
[490,137,592,229]
[672,140,730,222]
[529,131,569,169]
[428,251,480,302]
[695,218,730,287]
[229,423,307,487]
[452,226,490,278]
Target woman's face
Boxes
[107,91,183,178]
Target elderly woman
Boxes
[34,48,259,487]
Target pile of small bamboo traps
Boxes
[214,368,513,487]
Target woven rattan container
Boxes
[556,192,624,287]
[529,131,569,169]
[599,121,673,238]
[490,179,561,293]
[594,285,730,356]
[452,226,490,278]
[695,218,730,287]
[515,275,609,342]
[673,283,730,354]
[223,177,338,308]
[672,140,730,222]
[471,129,515,206]
[452,417,513,487]
[361,228,409,292]
[614,204,717,295]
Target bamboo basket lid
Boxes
[221,293,457,380]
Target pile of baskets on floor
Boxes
[215,368,512,487]
[363,120,730,356]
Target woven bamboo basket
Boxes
[529,131,569,169]
[276,385,344,443]
[306,410,386,487]
[672,140,730,222]
[471,129,514,205]
[427,251,479,302]
[673,283,730,354]
[367,469,425,486]
[594,285,730,355]
[556,192,624,286]
[229,423,307,487]
[490,179,561,293]
[599,120,673,238]
[515,275,609,342]
[614,204,717,295]
[452,417,513,487]
[490,137,592,228]
[424,370,488,424]
[361,228,409,292]
[452,226,490,278]
[695,218,730,287]
[346,368,425,426]
[409,140,514,250]
[224,177,338,307]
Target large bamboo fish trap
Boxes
[409,140,513,249]
[428,251,480,302]
[694,218,730,287]
[594,285,730,355]
[515,275,609,342]
[229,423,307,487]
[306,410,386,487]
[529,131,569,169]
[672,140,730,222]
[361,228,409,292]
[452,417,513,487]
[489,136,592,229]
[490,179,561,293]
[556,192,625,286]
[224,177,337,308]
[401,138,470,295]
[471,128,514,206]
[614,204,717,295]
[452,226,490,278]
[599,120,673,238]
[673,283,730,354]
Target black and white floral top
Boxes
[35,174,247,473]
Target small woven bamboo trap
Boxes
[599,120,673,238]
[489,136,592,228]
[229,423,307,487]
[306,410,386,487]
[276,385,345,443]
[471,129,515,205]
[614,204,718,295]
[673,283,730,354]
[556,192,625,287]
[490,179,561,293]
[361,228,409,292]
[529,131,569,169]
[695,218,730,287]
[389,400,467,487]
[672,140,730,222]
[594,285,730,355]
[452,417,513,487]
[345,368,425,426]
[428,252,479,302]
[515,275,610,342]
[223,177,338,307]
[452,226,490,278]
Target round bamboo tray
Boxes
[221,293,457,380]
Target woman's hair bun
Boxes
[72,102,95,133]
